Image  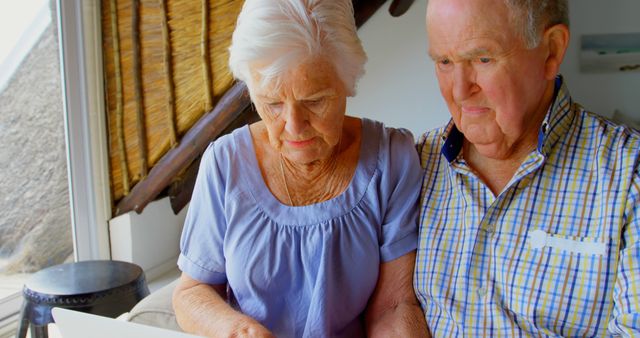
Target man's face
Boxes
[427,0,553,160]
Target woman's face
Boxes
[249,58,348,164]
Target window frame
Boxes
[57,0,112,261]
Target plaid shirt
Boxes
[414,77,640,337]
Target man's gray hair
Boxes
[228,0,367,96]
[504,0,569,48]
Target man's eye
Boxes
[479,57,492,63]
[436,58,453,71]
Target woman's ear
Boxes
[542,24,570,80]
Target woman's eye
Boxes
[305,99,323,106]
[303,99,327,112]
[266,102,283,115]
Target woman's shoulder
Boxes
[358,118,416,158]
[202,124,253,168]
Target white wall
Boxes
[109,197,187,280]
[347,1,449,139]
[348,0,640,136]
[561,0,640,120]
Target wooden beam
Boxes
[168,107,260,214]
[115,82,251,216]
[388,0,415,17]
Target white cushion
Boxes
[127,279,182,332]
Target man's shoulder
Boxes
[572,104,640,153]
[415,125,449,168]
[551,103,640,180]
[416,125,448,155]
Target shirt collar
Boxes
[441,121,464,162]
[536,75,574,156]
[440,75,574,162]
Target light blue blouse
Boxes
[178,118,421,338]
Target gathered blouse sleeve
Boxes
[377,127,422,262]
[177,142,228,285]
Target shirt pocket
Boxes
[528,229,607,255]
[505,229,616,336]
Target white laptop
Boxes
[52,307,203,338]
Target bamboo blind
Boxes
[101,0,244,206]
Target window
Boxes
[0,1,112,334]
[0,0,73,331]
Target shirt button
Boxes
[477,287,487,297]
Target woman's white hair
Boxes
[228,0,367,96]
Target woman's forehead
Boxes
[251,59,343,98]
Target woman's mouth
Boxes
[285,138,314,148]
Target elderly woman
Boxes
[172,0,427,337]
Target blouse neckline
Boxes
[233,118,378,226]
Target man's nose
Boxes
[452,64,479,101]
[284,103,308,135]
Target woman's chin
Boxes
[283,149,332,165]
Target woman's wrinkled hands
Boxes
[225,317,275,338]
[174,276,274,338]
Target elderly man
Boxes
[414,0,640,336]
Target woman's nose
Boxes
[283,103,308,135]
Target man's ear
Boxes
[542,24,570,80]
